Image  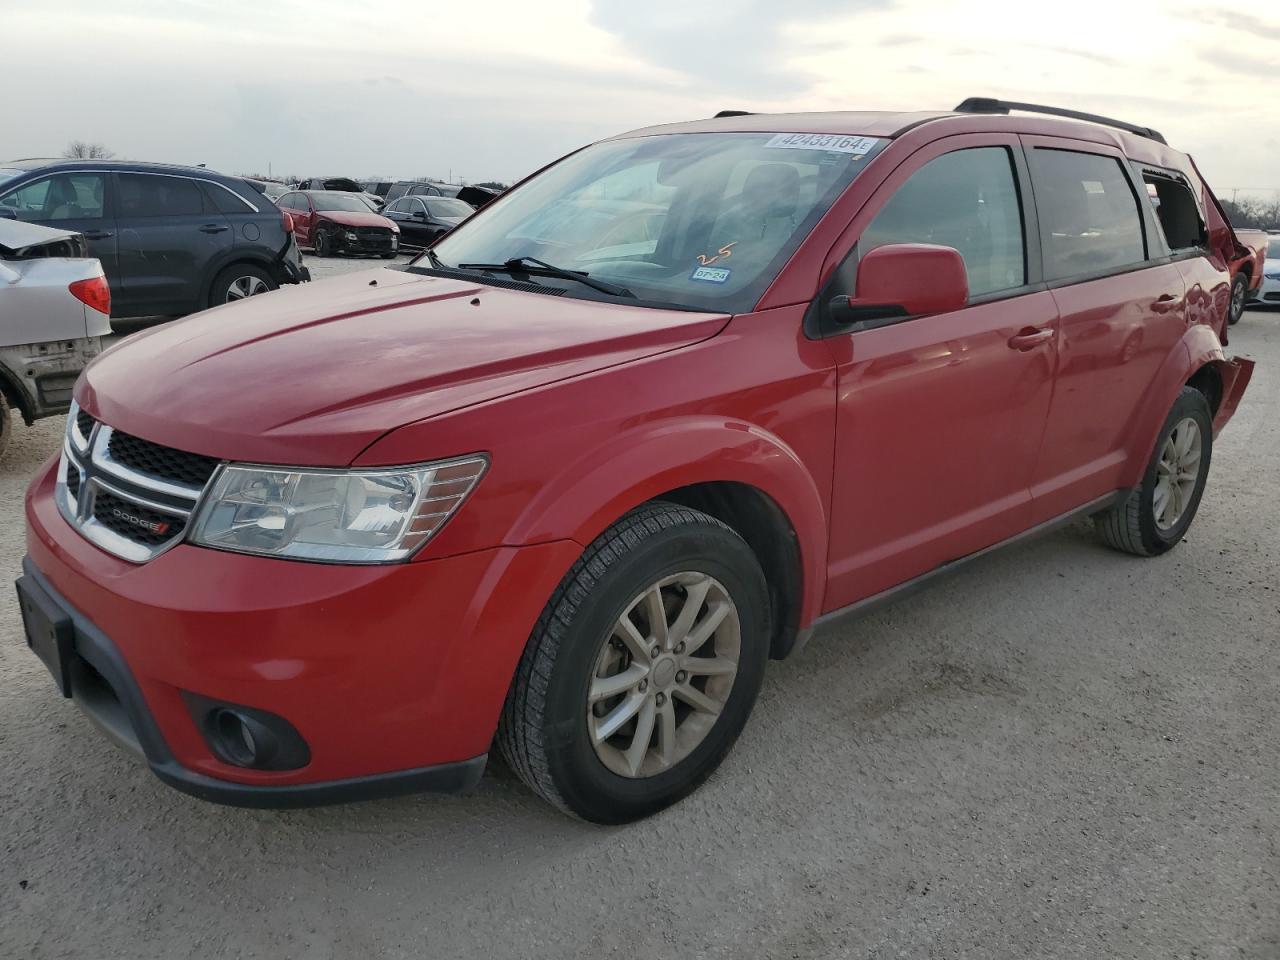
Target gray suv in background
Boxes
[0,159,309,319]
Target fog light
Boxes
[345,231,358,241]
[185,693,311,771]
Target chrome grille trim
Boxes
[56,411,220,564]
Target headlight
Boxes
[389,224,400,233]
[190,456,487,563]
[344,231,358,241]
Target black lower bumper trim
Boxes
[19,557,488,808]
[151,754,487,809]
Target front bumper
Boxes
[22,458,581,806]
[336,231,398,256]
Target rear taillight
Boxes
[69,276,110,316]
[281,209,294,233]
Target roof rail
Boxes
[953,97,1167,145]
[713,110,754,118]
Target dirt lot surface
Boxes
[2,278,1277,958]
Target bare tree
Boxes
[62,141,114,160]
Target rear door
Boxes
[824,136,1061,609]
[0,172,118,298]
[113,172,234,315]
[1021,138,1188,521]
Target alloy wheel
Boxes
[587,571,741,779]
[1154,416,1203,530]
[1232,280,1246,320]
[225,275,269,302]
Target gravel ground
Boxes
[1,289,1277,959]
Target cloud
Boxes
[588,0,892,98]
[1197,47,1278,74]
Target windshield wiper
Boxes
[456,256,634,298]
[423,248,445,269]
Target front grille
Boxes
[92,490,179,547]
[58,417,220,563]
[108,431,220,487]
[1265,292,1280,302]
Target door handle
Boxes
[199,223,229,233]
[82,230,113,240]
[1151,293,1183,313]
[1007,327,1054,351]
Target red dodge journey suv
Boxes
[18,99,1254,822]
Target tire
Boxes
[498,502,770,823]
[1228,273,1248,325]
[1095,387,1213,556]
[208,264,277,308]
[313,229,330,258]
[0,394,12,462]
[380,251,397,259]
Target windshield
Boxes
[312,192,372,213]
[426,198,474,219]
[426,132,885,311]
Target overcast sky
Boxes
[6,0,1278,194]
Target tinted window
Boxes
[281,193,307,211]
[409,184,440,197]
[384,199,404,213]
[1141,172,1205,252]
[1030,149,1145,281]
[205,182,255,214]
[426,198,475,219]
[117,174,205,217]
[0,173,106,221]
[860,147,1025,297]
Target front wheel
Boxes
[1095,387,1213,556]
[312,230,330,258]
[1228,273,1248,325]
[498,502,770,823]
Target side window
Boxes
[383,199,402,213]
[860,147,1026,298]
[116,174,205,217]
[1139,171,1206,252]
[204,182,255,214]
[0,173,106,221]
[1029,149,1146,281]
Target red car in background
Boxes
[276,190,399,258]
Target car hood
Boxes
[77,269,729,466]
[0,219,82,256]
[316,210,393,229]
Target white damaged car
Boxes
[0,220,109,459]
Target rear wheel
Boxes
[208,264,276,308]
[498,502,770,823]
[1228,273,1248,325]
[1095,387,1213,556]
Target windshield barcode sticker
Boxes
[764,134,881,155]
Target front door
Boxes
[0,171,118,299]
[823,137,1059,609]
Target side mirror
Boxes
[829,243,968,330]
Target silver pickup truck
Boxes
[0,220,109,459]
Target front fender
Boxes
[1118,324,1226,488]
[506,416,830,631]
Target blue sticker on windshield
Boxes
[690,265,731,284]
